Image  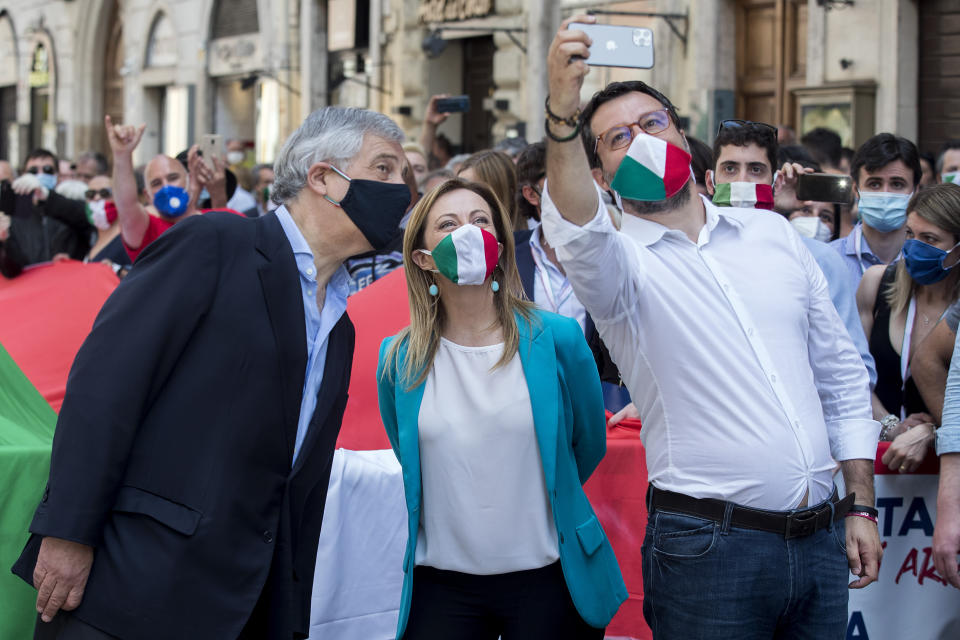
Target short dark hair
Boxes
[76,150,110,176]
[936,140,960,175]
[712,124,778,174]
[24,148,59,171]
[778,144,821,172]
[800,127,843,169]
[687,136,713,187]
[580,81,681,169]
[850,133,921,189]
[515,141,546,221]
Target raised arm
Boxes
[419,95,449,167]
[545,15,599,226]
[105,115,150,249]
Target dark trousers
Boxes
[34,612,118,640]
[403,561,605,640]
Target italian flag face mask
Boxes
[711,182,774,210]
[609,132,692,201]
[419,224,500,285]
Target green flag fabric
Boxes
[0,342,56,637]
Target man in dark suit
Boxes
[12,106,411,639]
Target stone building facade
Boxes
[0,0,954,167]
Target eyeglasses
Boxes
[717,119,777,136]
[85,188,112,201]
[27,165,56,175]
[595,110,673,154]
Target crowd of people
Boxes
[3,12,960,640]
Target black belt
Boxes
[648,486,855,539]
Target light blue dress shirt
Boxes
[937,329,960,455]
[829,222,887,291]
[275,206,349,464]
[802,236,878,388]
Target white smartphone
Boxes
[569,23,655,69]
[199,134,223,170]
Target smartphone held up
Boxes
[568,23,654,69]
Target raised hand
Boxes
[105,115,146,157]
[424,95,451,127]
[547,15,595,121]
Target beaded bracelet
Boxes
[545,95,581,128]
[846,511,878,524]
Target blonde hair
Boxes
[885,183,960,313]
[457,150,520,230]
[384,178,534,389]
[402,142,427,157]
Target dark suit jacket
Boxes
[514,229,622,386]
[12,211,354,640]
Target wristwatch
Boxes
[879,414,900,441]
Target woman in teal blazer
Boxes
[377,178,626,640]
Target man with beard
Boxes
[538,16,882,639]
[12,106,411,639]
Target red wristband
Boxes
[846,511,878,524]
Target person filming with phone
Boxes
[541,15,882,639]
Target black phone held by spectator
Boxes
[0,180,36,218]
[435,96,470,114]
[568,23,654,69]
[796,173,854,204]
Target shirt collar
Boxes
[275,204,351,296]
[275,204,313,259]
[618,193,744,247]
[842,222,876,258]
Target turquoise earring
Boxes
[429,283,439,296]
[491,280,499,292]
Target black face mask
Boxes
[325,166,411,251]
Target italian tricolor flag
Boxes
[610,135,692,201]
[712,182,774,210]
[431,224,499,285]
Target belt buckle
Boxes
[784,509,819,539]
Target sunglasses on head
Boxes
[85,188,112,200]
[27,165,56,175]
[717,119,777,136]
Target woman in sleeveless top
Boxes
[856,184,960,472]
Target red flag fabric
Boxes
[0,261,119,411]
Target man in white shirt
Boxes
[540,16,882,638]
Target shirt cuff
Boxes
[828,418,881,461]
[936,426,960,456]
[540,180,615,249]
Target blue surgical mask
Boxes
[37,173,57,191]
[902,238,960,285]
[857,191,911,232]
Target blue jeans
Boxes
[641,502,849,639]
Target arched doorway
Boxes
[0,11,18,162]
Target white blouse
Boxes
[415,337,559,575]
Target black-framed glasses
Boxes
[717,119,777,136]
[595,109,673,154]
[85,188,112,201]
[27,165,56,175]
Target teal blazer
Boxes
[376,309,627,638]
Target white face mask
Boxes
[790,216,832,242]
[943,171,960,185]
[226,151,246,166]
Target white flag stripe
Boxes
[450,224,487,284]
[625,134,667,178]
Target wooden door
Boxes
[918,0,960,153]
[462,36,495,153]
[735,0,807,127]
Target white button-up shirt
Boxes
[529,224,587,332]
[541,182,879,510]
